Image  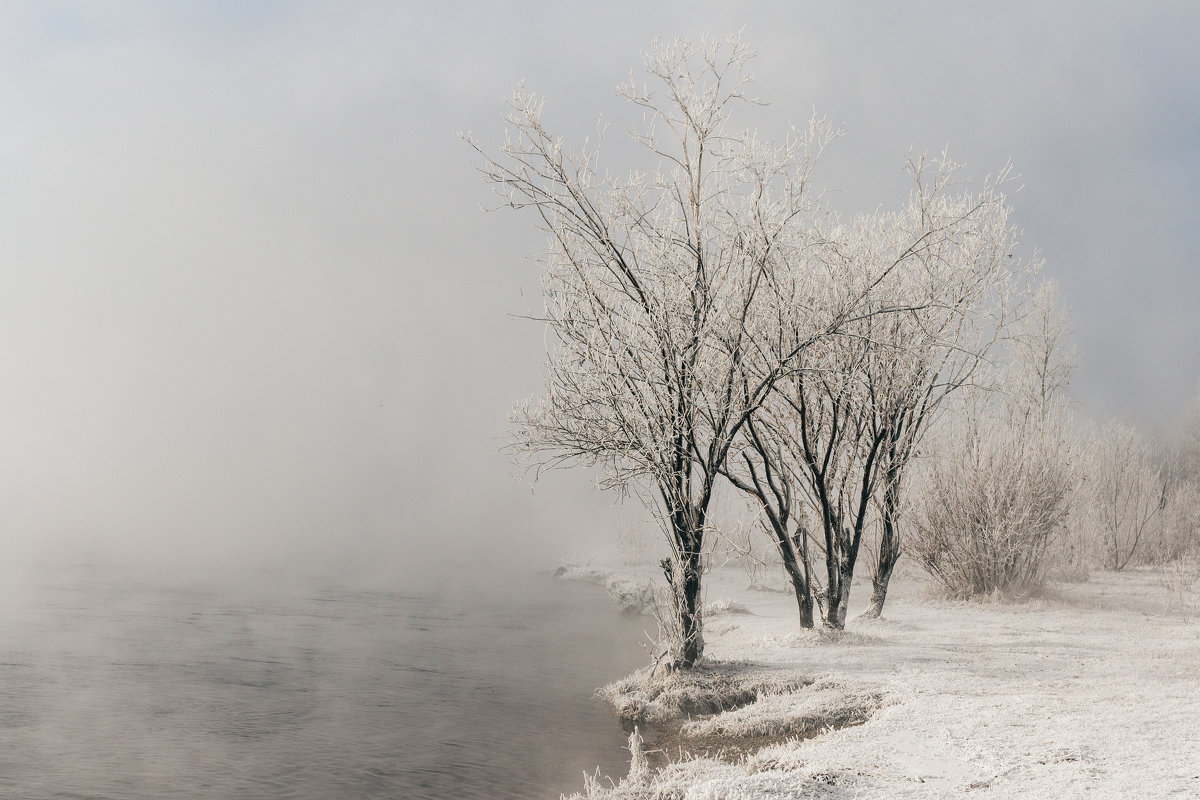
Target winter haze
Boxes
[2,1,1197,575]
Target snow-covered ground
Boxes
[563,565,1200,799]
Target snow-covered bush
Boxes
[911,278,1079,599]
[1149,393,1200,604]
[1049,451,1097,581]
[911,402,1074,599]
[1155,482,1200,608]
[1079,420,1165,570]
[1141,478,1200,565]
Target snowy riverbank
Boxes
[558,564,1200,799]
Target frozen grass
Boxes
[565,566,1200,799]
[600,661,814,725]
[678,678,885,739]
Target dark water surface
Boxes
[0,563,649,799]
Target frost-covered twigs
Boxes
[472,33,848,667]
[908,280,1079,600]
[1159,553,1200,613]
[911,408,1074,599]
[724,158,1031,625]
[1155,480,1200,610]
[1083,421,1166,571]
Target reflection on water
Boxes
[0,563,649,799]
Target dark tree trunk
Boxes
[724,443,816,631]
[662,548,705,668]
[767,511,814,630]
[821,509,843,628]
[822,565,841,629]
[829,555,855,629]
[864,545,897,619]
[863,491,901,619]
[779,538,815,629]
[823,523,863,629]
[678,551,704,667]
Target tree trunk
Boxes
[831,557,854,629]
[678,552,704,667]
[822,573,841,628]
[823,526,860,629]
[780,546,815,629]
[823,569,849,629]
[767,518,814,630]
[822,516,843,629]
[863,560,894,620]
[863,506,901,619]
[662,546,705,668]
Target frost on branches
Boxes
[910,282,1078,599]
[469,34,1032,663]
[723,157,1025,628]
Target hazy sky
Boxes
[2,2,1197,574]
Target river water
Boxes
[0,562,649,799]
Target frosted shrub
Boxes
[1162,481,1200,557]
[1159,553,1200,612]
[912,409,1073,599]
[1138,477,1200,565]
[1049,504,1093,582]
[1083,420,1165,570]
[1155,482,1200,608]
[912,275,1078,599]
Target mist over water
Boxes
[1,4,1197,798]
[0,560,649,799]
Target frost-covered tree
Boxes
[470,35,888,667]
[860,161,1024,618]
[1084,420,1165,571]
[1009,280,1076,421]
[725,159,1025,628]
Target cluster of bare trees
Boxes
[721,166,1024,626]
[472,35,1040,667]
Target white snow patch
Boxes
[570,566,1200,799]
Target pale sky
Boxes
[1,1,1197,575]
